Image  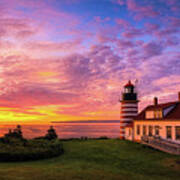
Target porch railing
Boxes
[141,135,180,155]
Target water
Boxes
[0,121,120,139]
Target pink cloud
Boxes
[16,30,36,39]
[0,0,179,122]
[127,0,159,20]
[164,0,180,13]
[153,75,180,88]
[0,0,81,41]
[145,23,160,33]
[142,41,163,58]
[114,0,125,5]
[0,85,79,108]
[94,16,111,23]
[126,49,139,57]
[154,27,179,39]
[95,26,118,43]
[169,17,180,27]
[0,17,42,41]
[63,0,81,4]
[116,18,131,29]
[25,39,83,53]
[0,40,14,49]
[165,37,179,46]
[122,28,143,38]
[116,39,134,49]
[96,33,114,44]
[0,42,180,120]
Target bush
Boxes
[0,139,63,162]
[34,126,58,140]
[45,126,58,140]
[98,136,109,140]
[4,125,24,140]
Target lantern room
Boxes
[121,80,138,101]
[124,80,134,93]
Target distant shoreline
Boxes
[52,120,120,124]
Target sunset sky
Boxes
[0,0,180,124]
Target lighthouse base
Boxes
[120,136,125,140]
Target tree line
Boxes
[1,125,58,141]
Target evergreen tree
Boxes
[5,125,23,139]
[45,126,58,140]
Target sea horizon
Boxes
[52,120,120,123]
[0,121,120,139]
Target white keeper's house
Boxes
[120,81,180,144]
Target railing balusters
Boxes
[141,136,180,155]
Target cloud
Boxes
[116,39,134,49]
[0,0,179,123]
[154,27,179,39]
[0,43,124,119]
[116,18,131,29]
[145,23,160,33]
[25,39,83,54]
[126,0,159,20]
[142,42,164,58]
[0,17,38,39]
[122,28,143,38]
[163,0,180,13]
[116,0,125,5]
[0,82,79,108]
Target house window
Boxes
[148,126,153,136]
[146,111,154,119]
[137,125,140,135]
[146,110,162,119]
[155,126,159,136]
[154,110,162,119]
[166,126,172,139]
[143,125,146,135]
[175,126,180,140]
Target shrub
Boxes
[98,136,109,140]
[4,125,23,140]
[45,126,58,140]
[0,139,63,162]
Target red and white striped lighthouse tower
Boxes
[119,80,139,139]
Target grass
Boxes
[0,139,180,180]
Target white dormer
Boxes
[146,110,163,119]
[146,111,154,119]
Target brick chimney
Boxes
[178,92,180,102]
[154,97,158,106]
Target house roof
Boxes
[134,101,180,121]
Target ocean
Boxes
[0,121,120,139]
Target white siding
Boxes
[146,111,154,119]
[134,121,180,142]
[121,104,138,107]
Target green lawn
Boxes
[0,139,180,180]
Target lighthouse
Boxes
[120,80,139,139]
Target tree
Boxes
[45,126,58,140]
[14,125,23,138]
[5,125,23,139]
